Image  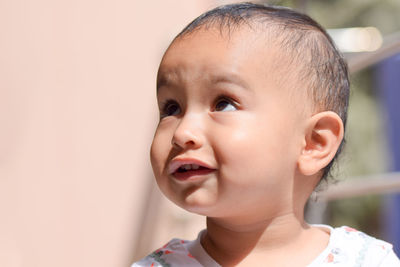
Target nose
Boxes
[171,113,204,150]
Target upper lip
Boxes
[168,158,215,174]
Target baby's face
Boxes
[151,28,307,220]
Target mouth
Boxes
[168,160,215,181]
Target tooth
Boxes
[183,164,191,170]
[192,164,199,170]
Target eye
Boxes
[160,100,181,118]
[214,97,237,112]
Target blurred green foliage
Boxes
[265,0,400,35]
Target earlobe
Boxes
[298,111,344,176]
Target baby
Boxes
[133,3,400,266]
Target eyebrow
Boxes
[208,73,249,90]
[157,71,249,92]
[156,73,171,92]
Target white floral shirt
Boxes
[133,225,400,267]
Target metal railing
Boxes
[320,172,400,201]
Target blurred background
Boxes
[1,0,399,266]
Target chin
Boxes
[179,201,218,217]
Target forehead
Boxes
[157,27,280,90]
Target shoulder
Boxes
[132,238,202,267]
[320,225,400,266]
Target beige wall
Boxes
[0,1,215,266]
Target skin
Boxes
[151,26,344,266]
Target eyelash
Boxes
[213,95,239,112]
[159,95,239,118]
[159,99,180,118]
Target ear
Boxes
[297,111,344,176]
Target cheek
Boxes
[215,121,295,182]
[150,130,170,178]
[150,132,176,201]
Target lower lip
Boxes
[172,169,215,181]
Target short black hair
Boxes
[173,2,350,181]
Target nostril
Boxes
[171,139,180,149]
[171,139,196,150]
[171,124,203,149]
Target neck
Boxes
[202,212,311,266]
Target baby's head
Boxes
[151,3,349,220]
